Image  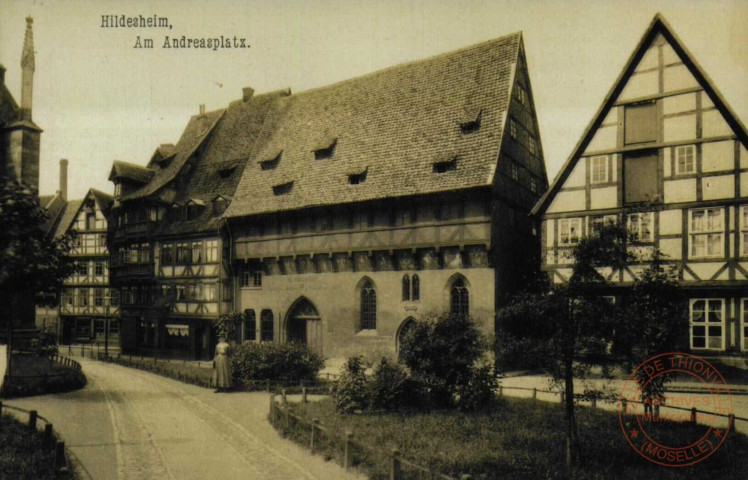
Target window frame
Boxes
[627,212,654,243]
[689,298,725,351]
[260,309,274,342]
[558,217,583,246]
[509,119,517,139]
[689,208,724,259]
[590,155,609,184]
[675,145,696,175]
[360,280,377,330]
[450,278,469,319]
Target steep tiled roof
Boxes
[121,109,225,200]
[225,32,521,218]
[52,199,83,239]
[110,160,154,184]
[90,189,114,212]
[41,192,65,236]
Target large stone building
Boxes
[0,17,43,332]
[532,15,748,356]
[109,31,547,360]
[225,32,547,362]
[37,160,120,345]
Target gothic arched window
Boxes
[260,309,274,341]
[450,278,469,319]
[412,274,420,301]
[402,275,410,301]
[244,309,256,341]
[361,280,377,330]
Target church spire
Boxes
[20,16,35,120]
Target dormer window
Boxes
[314,140,337,160]
[460,111,482,135]
[433,157,457,174]
[218,167,236,179]
[273,182,294,196]
[348,168,368,185]
[213,196,228,216]
[260,151,281,170]
[114,183,122,198]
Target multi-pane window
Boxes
[529,137,536,154]
[361,279,377,330]
[94,289,104,307]
[402,275,410,301]
[162,243,173,265]
[591,215,617,233]
[510,164,519,181]
[204,284,217,301]
[139,243,150,263]
[244,309,256,342]
[450,278,469,319]
[176,243,190,264]
[590,156,608,184]
[515,85,526,105]
[740,206,748,256]
[78,289,89,307]
[412,274,420,301]
[676,145,695,174]
[260,310,274,341]
[689,208,723,258]
[114,183,122,198]
[240,264,262,288]
[192,242,202,264]
[510,119,517,139]
[690,299,724,350]
[628,212,654,243]
[176,285,185,301]
[98,234,107,247]
[206,240,219,263]
[531,178,538,193]
[559,218,582,246]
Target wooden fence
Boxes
[0,401,72,477]
[269,393,474,480]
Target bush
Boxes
[0,370,86,398]
[333,356,368,413]
[368,357,413,411]
[399,312,489,409]
[230,341,324,386]
[453,364,498,411]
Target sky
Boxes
[1,0,747,200]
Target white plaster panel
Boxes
[663,114,696,142]
[702,94,714,109]
[658,238,682,260]
[662,41,680,65]
[664,178,697,203]
[618,70,659,102]
[702,141,735,172]
[741,172,748,198]
[603,107,618,125]
[590,187,618,210]
[544,220,554,248]
[659,209,682,235]
[585,126,617,153]
[636,46,659,71]
[740,143,748,169]
[702,110,733,138]
[546,190,586,214]
[688,262,724,281]
[663,64,699,92]
[663,93,696,115]
[663,147,672,177]
[702,175,734,200]
[564,161,586,188]
[611,155,618,182]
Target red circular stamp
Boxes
[618,352,733,467]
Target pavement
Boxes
[3,357,366,480]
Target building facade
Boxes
[533,15,748,356]
[108,90,280,359]
[225,33,547,362]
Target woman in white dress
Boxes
[212,335,232,392]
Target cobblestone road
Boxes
[6,358,365,480]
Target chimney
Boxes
[59,159,68,200]
[242,87,254,102]
[0,64,6,84]
[20,16,35,121]
[198,104,205,115]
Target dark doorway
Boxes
[286,298,320,345]
[397,317,417,359]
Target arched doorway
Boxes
[286,298,321,348]
[396,317,417,359]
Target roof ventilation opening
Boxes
[242,87,255,102]
[260,151,282,170]
[273,181,294,196]
[218,166,236,179]
[460,111,482,134]
[348,168,368,185]
[433,157,458,174]
[313,139,337,160]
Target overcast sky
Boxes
[1,0,747,200]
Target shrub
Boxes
[368,357,413,411]
[399,312,488,408]
[333,356,368,413]
[0,369,86,398]
[453,364,498,411]
[230,341,324,386]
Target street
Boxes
[5,358,364,480]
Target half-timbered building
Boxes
[532,15,748,356]
[225,32,547,362]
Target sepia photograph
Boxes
[1,0,747,478]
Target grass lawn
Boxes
[0,413,67,480]
[1,353,86,398]
[284,397,748,480]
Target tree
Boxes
[0,181,75,331]
[499,221,685,474]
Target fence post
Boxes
[691,407,697,423]
[284,404,290,433]
[281,389,287,405]
[390,449,401,480]
[44,423,54,442]
[560,391,565,404]
[266,379,270,392]
[532,388,537,400]
[591,397,597,409]
[344,431,353,470]
[29,410,38,430]
[302,387,308,403]
[269,395,275,425]
[310,418,319,454]
[55,441,67,472]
